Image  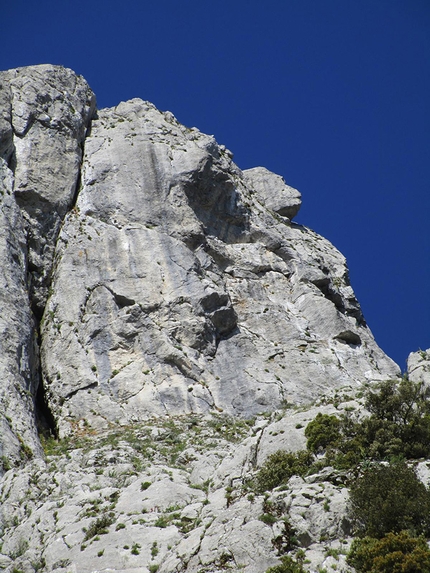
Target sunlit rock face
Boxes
[0,65,95,466]
[408,348,430,386]
[1,64,400,449]
[0,63,407,573]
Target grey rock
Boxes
[37,95,399,433]
[0,412,358,573]
[0,64,96,312]
[0,64,95,471]
[407,348,430,387]
[243,166,302,220]
[0,159,41,471]
[0,64,412,572]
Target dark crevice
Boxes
[64,382,98,401]
[7,147,17,173]
[69,139,85,211]
[35,376,58,439]
[113,293,136,308]
[334,331,362,346]
[313,278,344,309]
[311,276,366,326]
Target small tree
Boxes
[363,378,430,459]
[304,378,430,469]
[349,461,430,538]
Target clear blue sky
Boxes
[2,0,429,370]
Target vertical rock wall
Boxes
[0,64,400,464]
[0,65,95,469]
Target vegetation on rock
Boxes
[265,554,306,573]
[305,378,430,470]
[348,460,430,538]
[255,450,313,493]
[304,412,341,454]
[347,531,430,573]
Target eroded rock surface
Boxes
[0,159,41,467]
[0,409,356,573]
[407,348,430,387]
[38,96,398,436]
[0,65,95,467]
[1,64,96,312]
[0,64,409,572]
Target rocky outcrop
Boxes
[1,65,96,313]
[0,159,41,467]
[0,407,356,573]
[0,64,408,572]
[38,95,399,437]
[0,65,95,467]
[407,348,430,386]
[243,167,302,220]
[1,63,400,453]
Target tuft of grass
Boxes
[83,514,115,542]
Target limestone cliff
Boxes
[0,65,413,573]
[0,65,399,452]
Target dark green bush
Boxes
[256,450,314,492]
[349,461,430,538]
[347,531,430,573]
[83,513,114,541]
[304,412,341,453]
[362,378,430,460]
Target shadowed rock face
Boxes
[0,65,400,455]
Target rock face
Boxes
[38,96,399,437]
[0,64,406,572]
[0,65,95,467]
[0,63,399,454]
[0,406,356,573]
[407,348,430,387]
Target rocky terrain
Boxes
[0,64,428,573]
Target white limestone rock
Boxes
[0,159,41,471]
[38,96,399,433]
[0,412,358,573]
[0,64,96,312]
[0,64,410,572]
[243,166,302,220]
[0,64,95,471]
[407,348,430,387]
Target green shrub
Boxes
[83,514,114,542]
[349,461,430,538]
[347,531,430,573]
[305,379,430,470]
[256,450,314,492]
[131,542,141,555]
[259,513,277,525]
[362,378,430,459]
[304,413,341,453]
[265,554,306,573]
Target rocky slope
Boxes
[1,64,425,573]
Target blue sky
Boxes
[2,0,429,370]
